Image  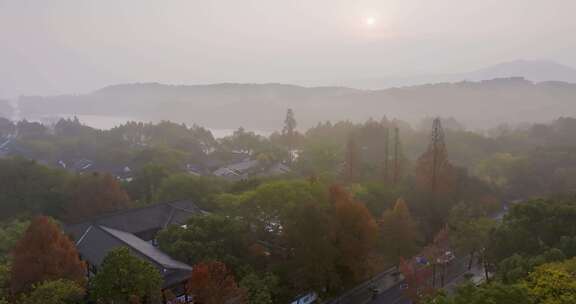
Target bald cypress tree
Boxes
[380,198,420,266]
[10,216,86,294]
[187,261,245,304]
[330,185,379,283]
[65,172,131,222]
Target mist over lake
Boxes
[19,113,270,139]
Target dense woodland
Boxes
[1,112,576,303]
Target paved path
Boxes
[327,268,402,304]
[370,282,410,304]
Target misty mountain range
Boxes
[337,59,576,89]
[4,60,576,131]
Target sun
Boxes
[364,17,377,27]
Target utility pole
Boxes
[430,118,447,197]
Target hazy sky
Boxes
[2,0,576,97]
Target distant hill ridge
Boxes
[464,60,576,83]
[334,59,576,89]
[15,69,576,130]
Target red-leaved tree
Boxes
[186,261,246,304]
[65,172,131,222]
[399,257,433,304]
[10,216,86,294]
[330,185,379,283]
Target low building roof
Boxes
[75,225,191,288]
[64,200,204,288]
[213,159,260,177]
[66,200,203,241]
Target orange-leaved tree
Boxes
[330,185,379,283]
[65,172,131,222]
[380,198,421,267]
[10,216,86,294]
[187,261,246,304]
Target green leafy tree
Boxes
[0,219,29,262]
[0,158,69,220]
[344,134,359,183]
[239,272,278,304]
[20,279,85,304]
[155,174,226,210]
[449,215,496,271]
[131,147,186,173]
[282,108,298,159]
[233,180,328,242]
[353,182,402,218]
[425,282,532,304]
[157,214,251,269]
[497,249,566,284]
[0,262,9,304]
[524,257,576,304]
[295,141,341,178]
[474,153,528,188]
[129,164,170,204]
[488,198,576,266]
[90,247,163,304]
[283,201,340,293]
[219,127,269,156]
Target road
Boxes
[329,205,510,304]
[370,282,410,304]
[365,256,477,304]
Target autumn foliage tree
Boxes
[10,216,86,294]
[65,172,131,222]
[399,257,433,303]
[380,198,421,266]
[330,185,379,283]
[187,261,246,304]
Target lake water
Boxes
[22,114,270,139]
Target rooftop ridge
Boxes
[65,199,199,226]
[96,225,191,271]
[75,225,93,246]
[162,207,177,229]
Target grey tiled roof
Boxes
[213,159,260,177]
[98,226,192,270]
[66,200,203,241]
[75,225,192,288]
[64,200,203,288]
